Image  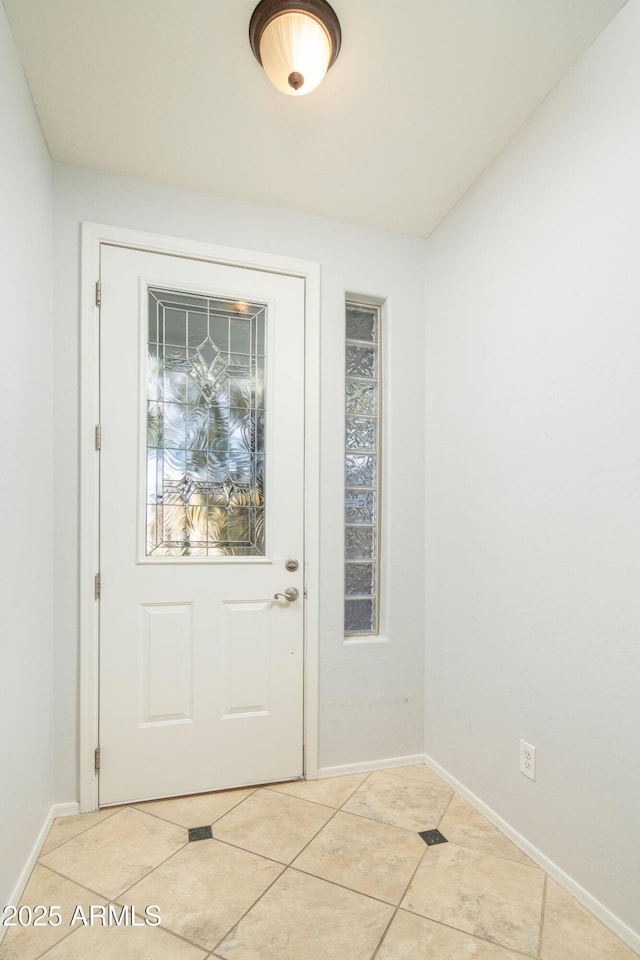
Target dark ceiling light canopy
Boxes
[249,0,342,97]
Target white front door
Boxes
[98,244,306,805]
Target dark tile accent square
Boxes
[188,825,213,842]
[419,829,448,846]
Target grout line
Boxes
[204,786,343,867]
[436,789,455,829]
[335,808,450,836]
[132,786,262,830]
[337,774,371,806]
[287,864,400,910]
[38,805,122,859]
[26,926,82,960]
[261,783,335,807]
[369,906,398,960]
[27,862,123,910]
[368,835,433,960]
[135,917,218,954]
[208,861,289,955]
[75,915,219,957]
[285,807,342,863]
[397,907,540,959]
[397,835,430,905]
[201,834,290,869]
[335,807,443,841]
[436,834,544,869]
[126,805,195,830]
[384,769,451,789]
[34,916,209,960]
[435,791,546,869]
[264,775,366,809]
[130,786,258,830]
[113,837,193,902]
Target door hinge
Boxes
[95,280,102,307]
[94,746,101,773]
[94,573,101,600]
[95,423,102,450]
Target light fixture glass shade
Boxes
[259,12,332,96]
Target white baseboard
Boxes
[0,801,80,946]
[51,802,81,819]
[317,754,426,779]
[423,753,640,956]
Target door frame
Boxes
[79,222,321,813]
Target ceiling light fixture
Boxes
[249,0,342,97]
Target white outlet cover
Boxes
[520,740,536,781]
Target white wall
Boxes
[52,163,427,800]
[425,0,640,938]
[0,1,53,910]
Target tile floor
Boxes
[1,764,637,960]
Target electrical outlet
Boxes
[520,740,536,781]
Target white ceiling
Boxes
[4,0,626,237]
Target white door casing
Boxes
[79,224,320,812]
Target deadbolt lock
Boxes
[285,558,299,572]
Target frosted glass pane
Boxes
[164,369,188,404]
[345,455,377,488]
[146,288,267,558]
[185,406,209,450]
[164,309,187,345]
[346,417,377,452]
[147,347,162,399]
[230,318,252,354]
[345,599,375,634]
[345,490,377,525]
[346,305,377,343]
[346,379,377,416]
[147,402,162,448]
[346,344,377,379]
[187,311,208,347]
[345,526,375,560]
[345,563,375,597]
[163,403,186,449]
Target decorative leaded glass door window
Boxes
[146,288,266,557]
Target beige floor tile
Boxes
[293,810,425,904]
[124,838,283,951]
[134,787,255,828]
[377,909,532,960]
[39,808,120,857]
[216,868,394,960]
[265,773,366,808]
[0,864,107,960]
[386,763,449,788]
[212,788,334,863]
[38,923,208,959]
[402,842,545,957]
[40,807,186,900]
[342,771,453,832]
[439,794,536,865]
[541,879,638,960]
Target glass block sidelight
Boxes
[344,301,381,635]
[146,287,266,558]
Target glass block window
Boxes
[146,287,266,558]
[345,301,381,635]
